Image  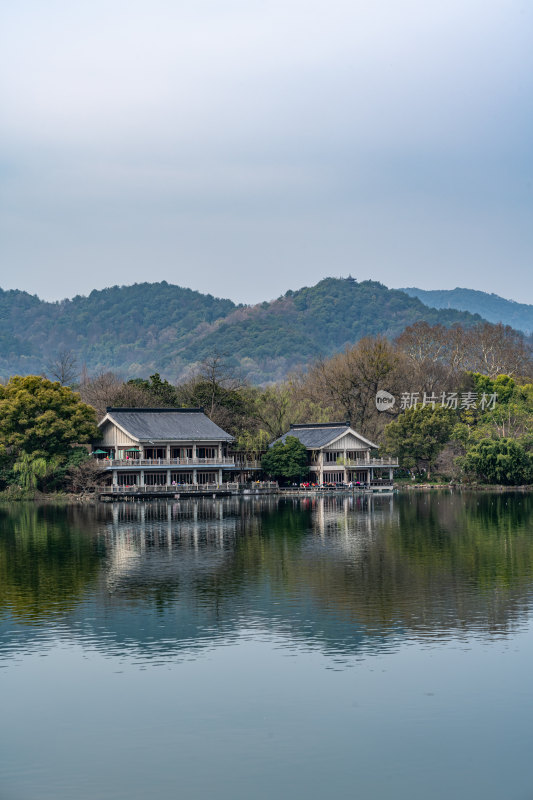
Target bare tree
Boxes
[196,352,245,416]
[469,322,532,379]
[395,322,449,365]
[396,320,532,383]
[298,337,405,440]
[47,349,79,386]
[78,371,154,418]
[67,458,108,493]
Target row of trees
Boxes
[1,319,532,493]
[77,320,532,485]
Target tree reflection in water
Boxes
[1,492,532,661]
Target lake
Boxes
[1,492,533,800]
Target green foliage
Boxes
[0,376,98,491]
[0,278,485,384]
[384,405,455,477]
[13,453,47,491]
[461,439,533,485]
[261,436,309,482]
[0,375,98,460]
[0,505,101,619]
[127,373,180,406]
[453,375,533,447]
[402,287,533,334]
[468,372,516,404]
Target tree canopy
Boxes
[0,375,98,459]
[384,405,455,478]
[261,436,309,483]
[0,278,488,384]
[461,439,533,486]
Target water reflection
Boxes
[1,493,533,664]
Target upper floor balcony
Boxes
[97,456,236,469]
[309,456,399,468]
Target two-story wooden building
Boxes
[94,407,241,487]
[272,422,398,486]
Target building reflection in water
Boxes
[1,493,533,664]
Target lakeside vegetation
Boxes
[0,312,531,493]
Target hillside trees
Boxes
[0,278,488,383]
[396,322,532,382]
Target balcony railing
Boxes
[98,457,236,468]
[353,457,399,467]
[108,481,278,493]
[310,457,399,468]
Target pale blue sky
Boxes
[1,0,532,304]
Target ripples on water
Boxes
[2,493,533,800]
[1,492,532,664]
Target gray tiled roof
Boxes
[102,408,233,442]
[273,425,351,449]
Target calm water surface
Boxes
[1,492,533,799]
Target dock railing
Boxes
[108,481,278,494]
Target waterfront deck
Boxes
[98,482,278,500]
[98,481,394,501]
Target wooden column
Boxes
[343,446,347,484]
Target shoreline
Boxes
[1,483,533,504]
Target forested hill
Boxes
[0,282,236,378]
[1,277,484,383]
[401,287,533,334]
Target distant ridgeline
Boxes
[402,287,533,335]
[0,277,508,384]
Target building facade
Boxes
[273,422,398,486]
[94,407,241,487]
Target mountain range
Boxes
[401,287,533,334]
[0,277,527,384]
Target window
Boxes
[117,473,138,486]
[323,471,343,483]
[171,447,192,459]
[144,472,167,485]
[196,447,217,459]
[325,451,340,463]
[347,451,366,461]
[144,448,166,460]
[171,472,192,484]
[197,471,217,484]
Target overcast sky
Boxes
[1,0,532,304]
